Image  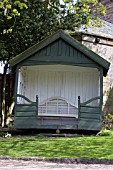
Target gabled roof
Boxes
[9,30,110,76]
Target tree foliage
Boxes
[0,0,106,61]
[0,0,28,33]
[0,0,28,60]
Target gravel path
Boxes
[0,159,113,170]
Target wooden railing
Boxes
[16,94,38,116]
[17,94,37,104]
[15,95,39,128]
[78,96,101,121]
[16,94,78,118]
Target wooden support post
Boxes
[78,96,80,120]
[14,67,19,107]
[99,67,103,121]
[36,95,38,116]
[13,67,19,128]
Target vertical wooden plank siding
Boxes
[58,39,62,56]
[22,39,99,66]
[20,65,99,106]
[17,67,27,103]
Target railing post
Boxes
[78,96,80,120]
[36,95,38,116]
[99,67,103,121]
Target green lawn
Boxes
[0,135,113,159]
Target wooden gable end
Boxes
[19,39,99,68]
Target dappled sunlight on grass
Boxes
[0,136,112,159]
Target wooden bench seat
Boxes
[38,97,78,118]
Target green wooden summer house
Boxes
[9,30,110,130]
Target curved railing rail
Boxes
[17,94,38,104]
[79,96,101,106]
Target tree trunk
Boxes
[6,96,14,126]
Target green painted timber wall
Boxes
[14,104,37,129]
[19,39,99,68]
[78,119,102,130]
[14,102,102,130]
[78,106,102,130]
[77,95,102,130]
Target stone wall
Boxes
[72,15,113,114]
[81,33,113,113]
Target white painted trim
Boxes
[38,113,77,118]
[18,65,99,107]
[23,65,98,73]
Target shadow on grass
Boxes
[0,135,113,163]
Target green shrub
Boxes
[102,112,113,129]
[0,132,11,138]
[97,129,113,136]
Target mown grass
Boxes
[0,135,113,159]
